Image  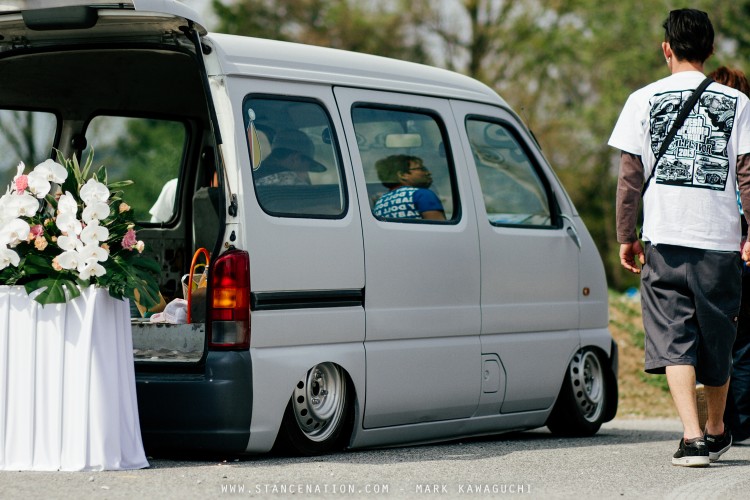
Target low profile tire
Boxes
[274,362,353,456]
[547,349,607,436]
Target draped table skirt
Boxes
[0,286,148,471]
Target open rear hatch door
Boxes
[0,0,206,50]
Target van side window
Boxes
[0,109,57,186]
[352,106,457,222]
[244,97,346,218]
[84,116,187,223]
[466,118,553,227]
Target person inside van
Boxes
[254,129,326,186]
[372,154,445,220]
[149,178,178,223]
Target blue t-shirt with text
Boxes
[373,186,443,219]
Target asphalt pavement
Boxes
[2,418,750,499]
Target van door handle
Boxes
[560,213,581,250]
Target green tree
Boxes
[211,0,430,62]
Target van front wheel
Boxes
[274,362,352,455]
[547,349,607,436]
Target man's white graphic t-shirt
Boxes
[609,71,750,251]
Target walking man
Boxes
[610,9,750,466]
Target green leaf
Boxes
[107,180,134,189]
[95,164,107,184]
[80,148,95,181]
[22,253,56,276]
[104,254,161,309]
[24,276,82,305]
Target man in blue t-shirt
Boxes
[372,155,445,220]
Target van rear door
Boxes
[0,1,206,47]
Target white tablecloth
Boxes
[0,286,149,471]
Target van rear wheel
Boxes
[274,362,352,455]
[547,349,606,436]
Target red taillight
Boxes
[208,249,250,349]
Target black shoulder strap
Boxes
[641,77,714,197]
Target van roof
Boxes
[207,33,508,107]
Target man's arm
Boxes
[422,210,446,220]
[616,152,643,242]
[737,154,750,262]
[616,151,645,273]
[413,189,446,220]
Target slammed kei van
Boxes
[0,0,617,455]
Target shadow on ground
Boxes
[144,420,685,468]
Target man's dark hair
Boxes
[663,9,714,63]
[375,154,422,188]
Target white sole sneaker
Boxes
[672,455,710,467]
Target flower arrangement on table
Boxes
[0,151,161,307]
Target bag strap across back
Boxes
[641,77,714,197]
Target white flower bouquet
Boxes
[0,151,160,306]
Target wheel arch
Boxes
[545,342,618,436]
[246,343,365,453]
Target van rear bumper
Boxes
[135,350,252,455]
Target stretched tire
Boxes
[274,362,353,455]
[547,349,607,436]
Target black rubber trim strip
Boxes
[251,289,364,311]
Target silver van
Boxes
[0,0,617,455]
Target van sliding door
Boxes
[334,88,482,428]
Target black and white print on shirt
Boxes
[649,89,737,191]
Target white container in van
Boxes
[0,0,617,455]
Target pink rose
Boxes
[121,228,137,250]
[30,224,43,238]
[15,175,28,193]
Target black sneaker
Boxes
[705,428,732,462]
[672,437,710,467]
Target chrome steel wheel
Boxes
[569,350,604,423]
[291,363,347,443]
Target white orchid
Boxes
[0,193,15,225]
[5,192,39,218]
[54,250,81,270]
[80,222,109,246]
[57,191,78,215]
[0,246,20,271]
[0,218,31,248]
[55,212,83,235]
[26,169,52,199]
[78,243,108,263]
[82,201,110,223]
[77,259,106,280]
[13,162,25,180]
[79,178,110,205]
[57,234,82,252]
[33,159,67,184]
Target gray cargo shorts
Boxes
[641,243,741,386]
